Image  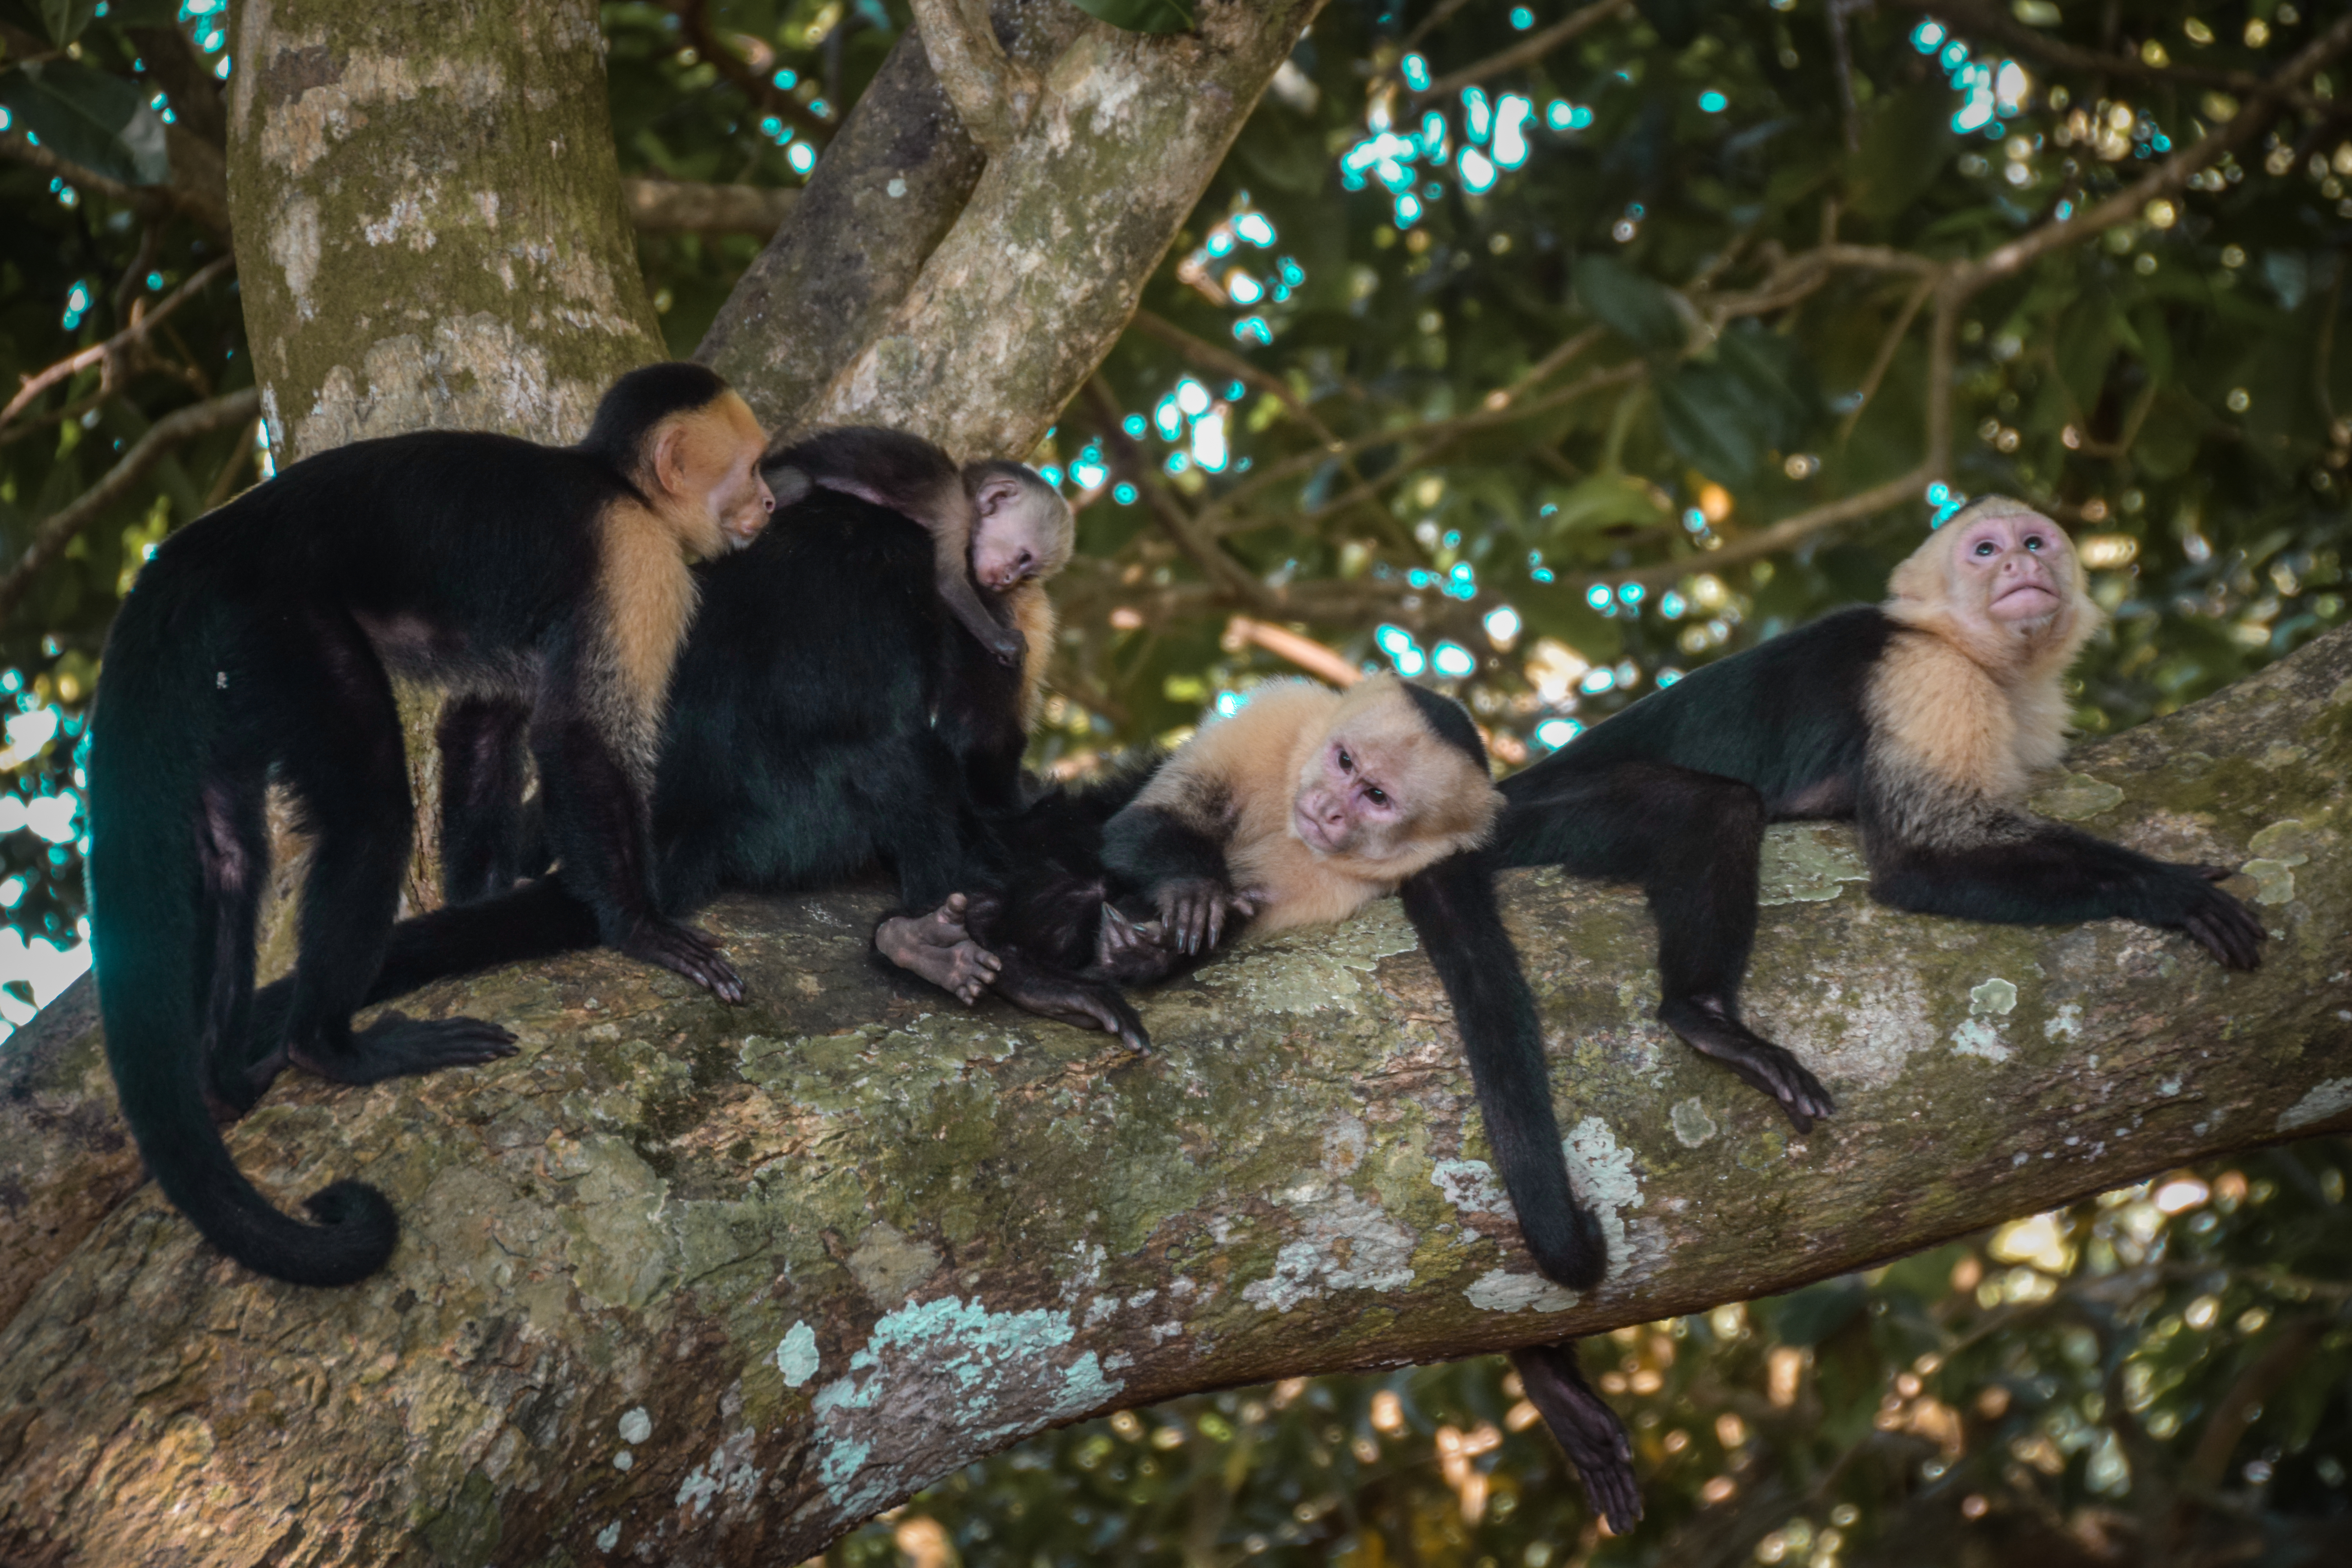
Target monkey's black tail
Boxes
[87,587,397,1287]
[1400,851,1609,1292]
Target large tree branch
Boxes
[4,615,2348,1564]
[909,0,1046,158]
[621,178,798,236]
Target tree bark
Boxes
[226,0,664,462]
[795,0,1327,460]
[3,617,2347,1566]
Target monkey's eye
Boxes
[2024,534,2045,551]
[1365,785,1388,806]
[1337,748,1353,771]
[1973,540,1998,557]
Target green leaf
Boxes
[1655,363,1760,480]
[1067,0,1193,34]
[1715,323,1822,454]
[1573,254,1684,353]
[1546,473,1669,536]
[38,0,99,46]
[0,60,171,187]
[1845,85,1956,220]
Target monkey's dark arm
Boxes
[1863,805,2265,970]
[1101,800,1245,955]
[532,712,745,1001]
[1508,1340,1643,1533]
[936,566,1024,668]
[1399,851,1609,1291]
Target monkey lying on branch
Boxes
[87,363,774,1287]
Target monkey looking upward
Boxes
[765,426,1074,672]
[1474,495,2263,1141]
[85,362,773,1287]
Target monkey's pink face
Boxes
[1951,508,2071,624]
[1292,736,1405,856]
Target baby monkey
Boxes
[765,426,1074,666]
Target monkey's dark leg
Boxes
[197,767,270,1112]
[938,568,1024,667]
[534,715,743,1002]
[1499,760,1833,1131]
[951,889,1152,1052]
[1868,824,2266,970]
[436,695,534,905]
[1508,1340,1644,1534]
[1401,852,1607,1290]
[261,616,518,1093]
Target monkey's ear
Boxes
[651,419,697,498]
[971,472,1026,517]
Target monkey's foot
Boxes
[877,893,1002,1004]
[1094,906,1183,987]
[289,1013,519,1085]
[622,918,744,1003]
[1659,996,1835,1132]
[2179,867,2267,971]
[1154,878,1255,955]
[1508,1341,1644,1534]
[993,961,1150,1053]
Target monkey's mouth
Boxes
[724,514,768,544]
[1991,580,2058,617]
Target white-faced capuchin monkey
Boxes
[1396,496,2271,1534]
[85,362,773,1287]
[765,426,1074,670]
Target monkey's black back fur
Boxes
[89,364,737,1286]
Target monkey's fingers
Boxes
[624,920,744,1003]
[2185,894,2266,971]
[1662,1002,1834,1131]
[992,968,1152,1053]
[1508,1343,1644,1535]
[296,1013,521,1085]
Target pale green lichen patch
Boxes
[2045,1003,2084,1042]
[777,1322,822,1386]
[1970,979,2018,1017]
[1564,1118,1646,1276]
[1430,1159,1513,1216]
[2278,1077,2352,1132]
[550,1132,675,1309]
[1670,1097,1718,1148]
[617,1407,652,1444]
[1464,1267,1578,1314]
[2033,771,2126,821]
[1757,824,1870,904]
[808,1296,1125,1520]
[2243,859,2299,904]
[1192,899,1422,1014]
[1951,1018,2009,1062]
[848,1223,941,1304]
[1241,1191,1418,1311]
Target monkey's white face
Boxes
[969,476,1073,592]
[1949,508,2072,626]
[1292,735,1407,857]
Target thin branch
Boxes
[664,0,833,140]
[1563,467,1933,593]
[0,388,259,628]
[1419,0,1636,100]
[0,131,226,236]
[909,0,1042,158]
[1881,0,2347,119]
[1129,309,1344,448]
[622,178,799,236]
[1958,9,2352,295]
[1082,377,1274,612]
[1225,615,1363,687]
[1838,272,1938,443]
[0,256,234,433]
[1400,0,1479,54]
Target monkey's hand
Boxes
[990,962,1151,1053]
[622,917,745,1004]
[2172,866,2267,971]
[1508,1341,1644,1535]
[876,893,1004,1004]
[1155,877,1254,955]
[1657,995,1835,1132]
[984,624,1026,668]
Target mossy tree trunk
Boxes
[3,615,2348,1565]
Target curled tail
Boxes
[87,590,397,1287]
[1400,851,1608,1291]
